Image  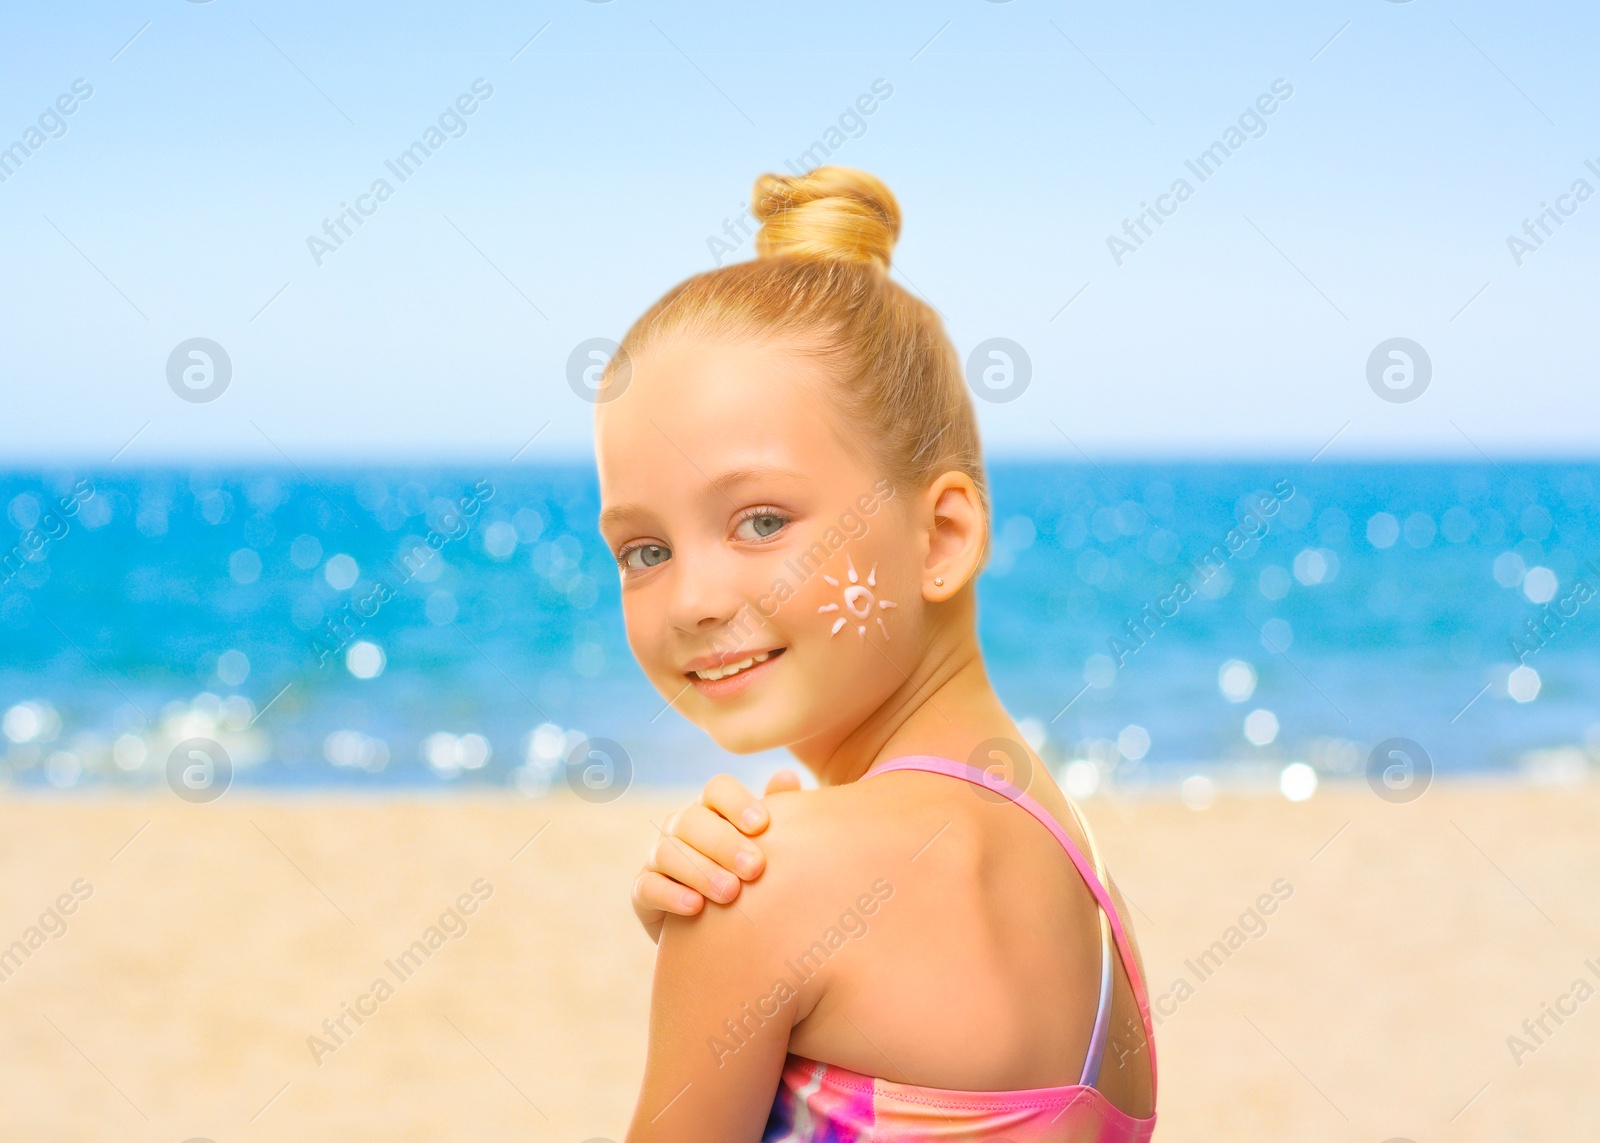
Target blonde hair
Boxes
[610,166,991,569]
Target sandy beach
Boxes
[1,779,1594,1141]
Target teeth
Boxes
[694,651,772,681]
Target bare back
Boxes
[761,759,1155,1118]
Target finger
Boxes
[700,773,771,836]
[632,874,666,935]
[634,869,704,918]
[763,768,802,796]
[631,874,667,944]
[650,827,747,903]
[669,802,766,881]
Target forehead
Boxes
[594,334,856,510]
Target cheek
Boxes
[797,549,908,644]
[619,592,665,665]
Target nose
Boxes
[665,543,754,639]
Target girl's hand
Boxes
[632,769,802,943]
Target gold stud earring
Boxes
[933,576,945,587]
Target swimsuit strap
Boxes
[864,754,1158,1102]
[1064,795,1116,1087]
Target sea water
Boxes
[1,461,1595,794]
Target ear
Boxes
[919,470,987,601]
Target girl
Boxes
[596,166,1156,1141]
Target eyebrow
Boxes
[598,464,809,531]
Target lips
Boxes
[684,647,787,696]
[681,646,786,678]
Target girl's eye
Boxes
[619,543,670,572]
[735,511,789,542]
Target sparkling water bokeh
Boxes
[2,461,1595,794]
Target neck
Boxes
[787,593,1020,786]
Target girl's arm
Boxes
[623,864,811,1142]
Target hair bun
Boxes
[751,166,901,271]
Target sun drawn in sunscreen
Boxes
[819,554,896,639]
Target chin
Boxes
[686,698,807,755]
[702,720,787,755]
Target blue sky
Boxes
[3,0,1596,463]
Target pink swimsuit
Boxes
[761,754,1157,1142]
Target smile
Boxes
[685,647,787,696]
[690,648,784,680]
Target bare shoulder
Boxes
[668,773,986,965]
[758,775,987,898]
[659,783,902,943]
[650,783,918,1022]
[743,784,897,911]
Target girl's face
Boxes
[595,333,923,757]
